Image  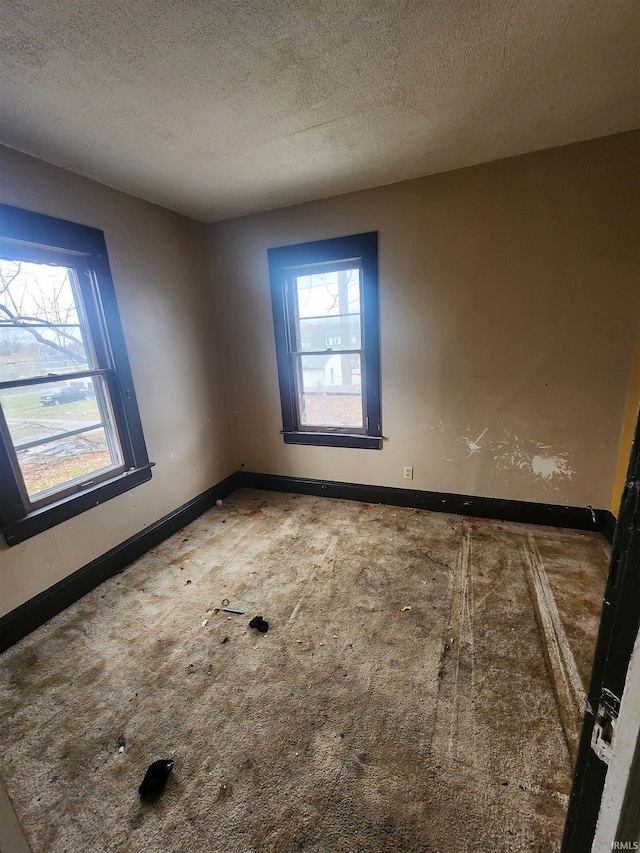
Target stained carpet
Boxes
[0,489,609,852]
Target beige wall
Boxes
[2,132,637,617]
[0,146,236,617]
[208,132,640,509]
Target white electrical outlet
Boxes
[404,466,413,480]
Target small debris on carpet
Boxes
[138,759,175,801]
[249,615,269,633]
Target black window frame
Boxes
[0,203,152,546]
[268,231,382,450]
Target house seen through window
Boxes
[268,231,381,450]
[294,263,363,429]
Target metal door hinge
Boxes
[591,688,620,764]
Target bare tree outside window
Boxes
[0,257,123,502]
[0,261,88,369]
[292,265,364,429]
[0,203,150,545]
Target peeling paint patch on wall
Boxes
[429,418,576,500]
[434,420,577,490]
[531,453,574,481]
[491,436,575,482]
[489,434,575,483]
[492,435,530,472]
[462,427,488,456]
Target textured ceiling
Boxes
[1,0,639,222]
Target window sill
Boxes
[281,431,382,450]
[2,465,153,546]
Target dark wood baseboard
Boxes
[0,472,240,653]
[237,471,615,538]
[1,469,616,654]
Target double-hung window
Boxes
[0,204,151,545]
[268,231,382,449]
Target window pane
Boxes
[295,268,360,318]
[0,375,123,501]
[297,353,363,428]
[0,259,92,381]
[296,314,361,352]
[16,428,115,500]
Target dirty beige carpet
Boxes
[0,489,609,853]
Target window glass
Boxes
[0,375,123,503]
[294,268,360,317]
[0,259,92,380]
[268,232,381,449]
[296,353,363,428]
[0,253,125,507]
[296,314,361,352]
[0,203,151,544]
[289,264,364,431]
